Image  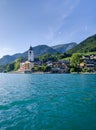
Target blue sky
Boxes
[0,0,96,58]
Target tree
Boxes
[41,65,51,72]
[5,57,24,72]
[6,63,15,72]
[34,66,42,72]
[70,53,82,72]
[70,68,75,72]
[14,57,23,71]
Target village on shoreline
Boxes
[0,43,96,74]
[3,46,95,74]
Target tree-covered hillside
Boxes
[67,34,96,54]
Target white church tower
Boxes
[28,46,34,62]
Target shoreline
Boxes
[1,71,96,74]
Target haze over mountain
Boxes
[52,43,77,53]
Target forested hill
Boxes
[67,34,96,54]
[0,43,76,66]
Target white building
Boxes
[28,46,34,62]
[18,46,34,72]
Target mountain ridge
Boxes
[0,33,96,66]
[67,34,96,54]
[52,42,77,53]
[0,43,76,65]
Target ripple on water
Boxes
[0,74,96,130]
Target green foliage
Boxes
[14,61,20,71]
[82,68,88,72]
[38,52,71,62]
[5,57,24,72]
[34,65,51,72]
[70,53,82,68]
[70,68,75,72]
[6,63,15,72]
[38,53,57,62]
[14,57,23,71]
[42,65,51,72]
[39,54,51,61]
[61,57,71,61]
[67,34,96,54]
[70,53,82,72]
[34,66,42,72]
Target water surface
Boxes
[0,73,96,130]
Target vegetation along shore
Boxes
[0,34,96,74]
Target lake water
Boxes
[0,73,96,130]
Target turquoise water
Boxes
[0,73,96,130]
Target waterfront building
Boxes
[80,55,96,72]
[18,46,34,73]
[28,46,34,62]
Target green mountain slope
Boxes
[67,34,96,54]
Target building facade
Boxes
[18,46,34,73]
[80,55,96,72]
[28,46,34,62]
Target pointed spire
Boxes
[29,45,33,50]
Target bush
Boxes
[82,68,88,72]
[70,68,75,72]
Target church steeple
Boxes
[29,46,33,51]
[28,46,34,62]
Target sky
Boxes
[0,0,96,58]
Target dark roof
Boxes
[29,46,33,50]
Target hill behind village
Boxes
[67,34,96,54]
[0,43,76,66]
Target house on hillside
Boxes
[80,55,96,72]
